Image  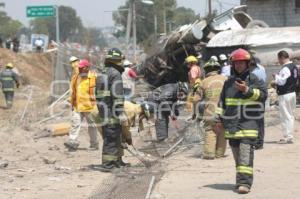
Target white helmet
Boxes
[123,59,133,67]
[69,56,79,63]
[210,55,218,62]
[219,54,227,61]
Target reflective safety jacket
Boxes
[196,71,226,123]
[95,65,124,125]
[70,71,96,112]
[0,68,19,92]
[216,70,267,139]
[122,101,145,140]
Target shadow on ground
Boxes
[203,183,235,191]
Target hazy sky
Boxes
[1,0,240,27]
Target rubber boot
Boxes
[118,157,131,167]
[98,161,120,172]
[64,141,79,151]
[237,186,250,194]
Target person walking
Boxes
[216,48,267,194]
[195,59,227,159]
[0,63,20,109]
[64,59,99,151]
[274,50,298,144]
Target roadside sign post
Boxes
[26,5,60,43]
[55,6,59,43]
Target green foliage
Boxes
[172,7,199,27]
[30,6,84,42]
[113,0,198,43]
[84,27,108,48]
[0,11,23,38]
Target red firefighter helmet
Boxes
[230,48,251,62]
[78,59,90,68]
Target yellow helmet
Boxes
[6,63,13,68]
[69,56,79,63]
[185,55,198,63]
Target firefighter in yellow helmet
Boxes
[0,63,20,108]
[194,59,227,159]
[185,55,202,113]
[185,55,202,85]
[69,56,80,75]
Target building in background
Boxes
[241,0,300,26]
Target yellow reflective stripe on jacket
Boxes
[99,117,120,124]
[215,107,224,115]
[102,154,118,162]
[225,98,261,106]
[237,166,253,175]
[113,99,124,106]
[1,77,13,81]
[248,88,260,101]
[96,90,110,97]
[205,88,222,98]
[2,88,14,91]
[225,130,258,139]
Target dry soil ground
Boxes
[1,49,300,199]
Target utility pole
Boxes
[163,0,167,34]
[208,0,212,16]
[126,3,132,55]
[132,0,137,61]
[55,5,60,43]
[154,14,158,39]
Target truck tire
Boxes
[246,20,269,29]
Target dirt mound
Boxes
[0,48,53,89]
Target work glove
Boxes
[119,113,128,126]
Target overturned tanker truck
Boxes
[141,5,254,87]
[141,5,300,88]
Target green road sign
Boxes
[27,6,55,17]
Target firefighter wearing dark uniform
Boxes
[0,63,20,108]
[216,48,267,194]
[95,48,127,172]
[149,82,188,141]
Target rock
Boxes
[54,166,71,171]
[48,145,60,151]
[42,156,56,164]
[16,174,24,178]
[0,161,8,168]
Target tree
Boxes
[0,11,23,38]
[172,7,198,27]
[84,27,107,48]
[30,6,84,42]
[113,0,177,43]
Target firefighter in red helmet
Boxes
[215,48,267,194]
